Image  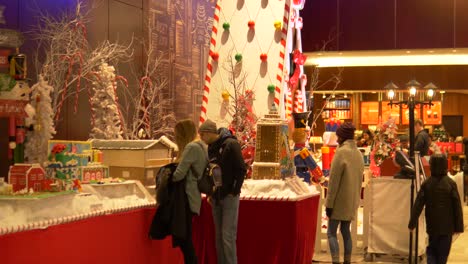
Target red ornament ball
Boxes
[211,52,219,61]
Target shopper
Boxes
[199,119,246,264]
[357,129,373,147]
[325,122,364,264]
[172,119,208,264]
[408,153,464,264]
[414,118,430,156]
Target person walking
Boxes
[414,118,430,156]
[199,119,246,264]
[172,119,208,264]
[408,153,464,264]
[325,122,364,264]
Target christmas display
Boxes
[291,112,325,185]
[369,117,399,177]
[24,75,56,164]
[252,107,294,179]
[89,62,124,139]
[200,0,294,124]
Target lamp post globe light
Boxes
[385,80,437,264]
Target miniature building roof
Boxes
[90,136,178,151]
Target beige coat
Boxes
[325,140,364,221]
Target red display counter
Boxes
[0,195,319,264]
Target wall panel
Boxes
[338,0,395,50]
[302,0,338,51]
[455,0,468,47]
[395,0,454,49]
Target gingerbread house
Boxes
[90,136,176,186]
[8,163,46,192]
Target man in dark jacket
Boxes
[199,119,246,264]
[414,118,430,156]
[408,153,464,264]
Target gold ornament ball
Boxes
[222,91,230,101]
[274,21,282,30]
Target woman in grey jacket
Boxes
[172,119,208,264]
[325,122,364,264]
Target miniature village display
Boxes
[0,0,329,201]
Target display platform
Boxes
[237,194,319,264]
[0,180,154,234]
[365,178,426,257]
[0,193,319,264]
[0,208,183,264]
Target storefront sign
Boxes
[422,101,441,125]
[381,101,400,124]
[361,102,379,124]
[402,104,421,125]
[0,99,27,117]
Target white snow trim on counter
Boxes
[240,176,319,201]
[0,200,155,236]
[0,181,156,236]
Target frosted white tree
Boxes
[32,1,132,126]
[24,75,56,165]
[89,62,124,139]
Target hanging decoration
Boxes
[235,53,243,62]
[221,90,230,102]
[267,84,275,93]
[274,21,282,30]
[211,51,220,61]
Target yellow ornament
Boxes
[221,91,230,101]
[274,21,282,30]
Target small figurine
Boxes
[73,179,82,192]
[291,112,326,185]
[325,114,341,132]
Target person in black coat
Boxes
[414,118,430,156]
[408,153,464,264]
[199,120,246,264]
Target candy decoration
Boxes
[260,53,268,62]
[273,3,291,110]
[211,52,220,61]
[248,20,255,29]
[222,90,230,101]
[292,0,306,10]
[235,53,243,62]
[267,84,275,93]
[200,3,221,124]
[274,21,282,30]
[223,22,230,30]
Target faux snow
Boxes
[0,181,154,234]
[241,176,319,201]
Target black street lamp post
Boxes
[385,80,437,264]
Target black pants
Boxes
[427,234,452,264]
[175,206,197,264]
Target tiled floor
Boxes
[313,204,468,263]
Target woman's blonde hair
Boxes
[174,119,197,160]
